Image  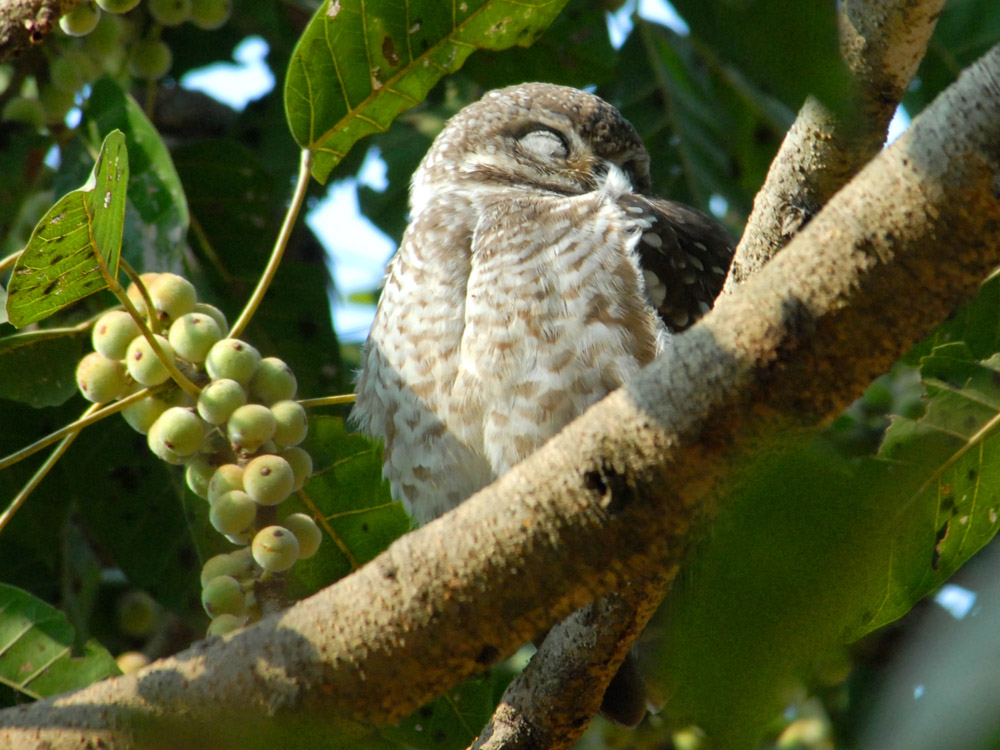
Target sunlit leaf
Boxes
[285,0,570,183]
[5,131,128,328]
[83,78,190,270]
[0,584,120,701]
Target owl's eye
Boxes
[517,128,569,160]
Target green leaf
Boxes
[654,335,1000,746]
[284,416,410,600]
[0,329,86,407]
[653,439,939,748]
[0,584,120,701]
[904,271,1000,365]
[380,672,498,750]
[285,0,570,183]
[866,345,1000,630]
[5,131,128,328]
[905,0,1000,116]
[82,78,190,269]
[602,19,791,219]
[69,416,203,619]
[461,2,617,89]
[669,0,851,113]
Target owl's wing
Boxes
[618,194,735,332]
[353,218,495,525]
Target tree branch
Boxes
[724,0,947,289]
[0,0,76,64]
[476,2,951,744]
[472,568,674,750]
[3,38,1000,750]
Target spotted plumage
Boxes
[353,83,734,524]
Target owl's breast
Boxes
[450,190,666,475]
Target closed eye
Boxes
[517,128,569,160]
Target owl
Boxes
[353,82,734,525]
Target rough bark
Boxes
[724,0,947,290]
[2,36,1000,750]
[478,1,952,744]
[472,569,674,750]
[0,0,76,63]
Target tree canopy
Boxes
[2,1,1000,749]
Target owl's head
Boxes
[410,83,652,214]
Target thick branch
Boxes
[479,1,951,743]
[3,41,1000,750]
[724,0,946,289]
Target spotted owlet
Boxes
[353,82,734,525]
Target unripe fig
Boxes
[76,352,127,403]
[96,0,140,13]
[185,456,216,499]
[207,463,243,502]
[59,0,101,36]
[197,378,246,425]
[125,273,160,319]
[148,0,190,25]
[249,357,296,404]
[207,613,246,636]
[190,0,231,29]
[116,651,150,673]
[129,39,173,80]
[149,406,204,457]
[270,400,308,447]
[243,454,294,506]
[125,334,175,386]
[148,273,197,322]
[209,490,256,535]
[206,338,260,386]
[200,548,253,586]
[252,526,299,572]
[201,574,245,617]
[282,513,321,559]
[226,403,275,453]
[169,312,222,363]
[92,309,141,360]
[193,303,229,337]
[279,447,313,491]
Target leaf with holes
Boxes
[0,584,120,701]
[5,131,128,328]
[285,0,570,183]
[83,78,190,270]
[862,343,1000,631]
